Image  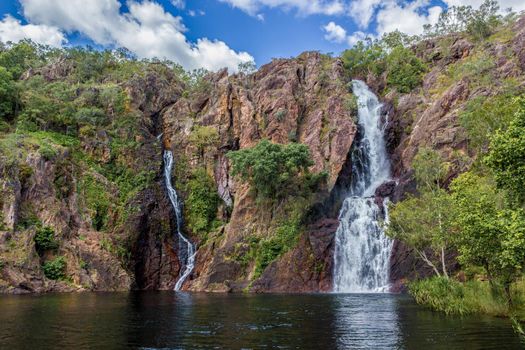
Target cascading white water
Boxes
[333,80,393,293]
[163,150,196,291]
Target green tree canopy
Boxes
[227,140,322,201]
[451,172,525,298]
[485,98,525,205]
[0,66,16,120]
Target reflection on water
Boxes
[0,292,522,349]
[335,294,400,349]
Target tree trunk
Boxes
[417,249,441,277]
[441,246,449,279]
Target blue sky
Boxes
[0,0,523,71]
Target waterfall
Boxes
[333,80,393,293]
[163,150,196,291]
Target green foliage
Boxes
[341,33,425,92]
[0,40,40,79]
[451,173,525,287]
[341,40,385,78]
[485,98,525,204]
[42,256,66,280]
[188,125,219,159]
[424,0,503,40]
[254,214,301,278]
[0,66,17,120]
[459,92,520,152]
[79,175,110,231]
[39,144,57,161]
[237,61,257,75]
[227,140,322,201]
[409,277,523,318]
[185,168,221,238]
[34,226,59,253]
[387,189,454,277]
[385,46,426,93]
[413,147,450,191]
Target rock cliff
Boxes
[1,16,525,293]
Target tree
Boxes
[423,0,502,40]
[0,66,16,120]
[227,140,322,201]
[451,172,525,303]
[341,39,386,78]
[185,168,220,237]
[385,46,426,93]
[386,148,453,277]
[387,189,454,277]
[413,147,451,192]
[188,125,219,161]
[485,98,525,205]
[238,61,257,75]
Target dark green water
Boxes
[0,292,522,349]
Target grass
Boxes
[409,276,525,320]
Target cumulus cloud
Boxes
[218,0,345,17]
[376,0,442,35]
[346,30,374,45]
[323,21,347,43]
[349,0,382,28]
[17,0,253,72]
[171,0,185,9]
[0,15,66,47]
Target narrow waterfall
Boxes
[333,80,393,293]
[163,150,196,291]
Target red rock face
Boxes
[159,52,357,292]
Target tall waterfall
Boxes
[163,150,196,291]
[333,80,393,293]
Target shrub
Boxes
[185,168,221,237]
[188,125,219,159]
[79,175,110,231]
[341,40,385,78]
[227,140,321,201]
[39,144,58,161]
[34,226,59,253]
[459,93,520,152]
[42,256,66,280]
[385,46,426,93]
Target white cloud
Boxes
[375,0,442,35]
[218,0,345,17]
[171,0,185,9]
[323,21,347,43]
[18,0,253,72]
[0,15,66,47]
[347,30,374,45]
[349,0,382,28]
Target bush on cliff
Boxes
[34,226,59,253]
[341,33,425,93]
[42,256,66,280]
[185,168,221,238]
[227,140,326,202]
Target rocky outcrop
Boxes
[159,52,357,292]
[3,17,525,294]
